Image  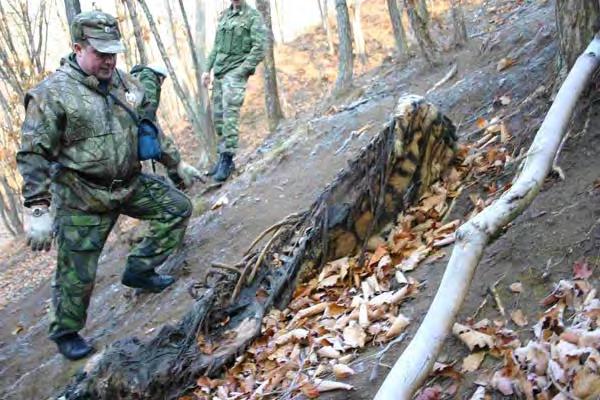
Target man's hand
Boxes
[176,161,205,187]
[25,205,53,251]
[201,72,211,88]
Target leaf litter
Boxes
[192,133,522,398]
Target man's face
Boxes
[74,43,117,81]
[231,0,242,8]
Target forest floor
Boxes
[0,0,598,399]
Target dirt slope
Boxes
[2,1,594,399]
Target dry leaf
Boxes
[359,303,369,328]
[415,386,442,400]
[500,121,511,143]
[343,321,367,348]
[274,329,309,345]
[476,117,487,129]
[317,346,341,359]
[332,364,355,379]
[510,309,528,327]
[453,323,495,351]
[469,386,486,400]
[398,246,430,272]
[497,57,516,72]
[461,351,486,372]
[396,270,408,285]
[319,274,340,288]
[210,195,229,210]
[509,282,523,293]
[499,95,511,105]
[313,378,354,392]
[295,302,329,320]
[573,258,593,280]
[386,314,410,338]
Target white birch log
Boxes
[374,35,600,400]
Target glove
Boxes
[25,205,54,251]
[175,161,205,188]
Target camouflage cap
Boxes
[71,11,125,54]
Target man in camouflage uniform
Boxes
[202,0,266,182]
[130,63,168,121]
[16,11,203,361]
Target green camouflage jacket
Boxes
[205,2,267,78]
[16,54,181,212]
[130,65,162,121]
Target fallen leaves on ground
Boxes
[191,135,517,398]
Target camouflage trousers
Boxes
[48,174,192,339]
[212,70,248,154]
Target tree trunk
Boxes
[555,0,600,71]
[256,0,284,133]
[63,0,81,28]
[123,0,149,65]
[333,0,354,96]
[114,0,133,70]
[195,0,217,162]
[0,176,23,236]
[387,0,409,56]
[451,0,468,46]
[177,0,202,99]
[404,0,436,65]
[318,0,335,55]
[417,0,429,23]
[138,0,212,165]
[273,0,286,44]
[352,0,367,64]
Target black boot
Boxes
[205,153,223,176]
[122,270,175,293]
[213,152,234,182]
[53,333,93,360]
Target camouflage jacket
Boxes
[205,3,267,78]
[131,65,162,121]
[16,54,181,212]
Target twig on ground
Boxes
[471,296,489,320]
[248,227,285,284]
[335,123,372,155]
[426,63,458,95]
[488,275,506,317]
[244,212,303,256]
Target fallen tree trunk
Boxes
[59,95,458,399]
[374,34,600,400]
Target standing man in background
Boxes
[17,11,203,360]
[202,0,267,182]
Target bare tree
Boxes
[318,0,335,55]
[63,0,81,27]
[137,0,212,164]
[114,0,133,69]
[404,0,436,64]
[451,0,468,46]
[176,0,202,99]
[556,0,600,71]
[273,0,286,43]
[256,0,284,133]
[195,0,217,159]
[333,0,354,95]
[351,0,367,64]
[123,0,148,65]
[0,0,52,236]
[417,0,429,23]
[387,0,409,56]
